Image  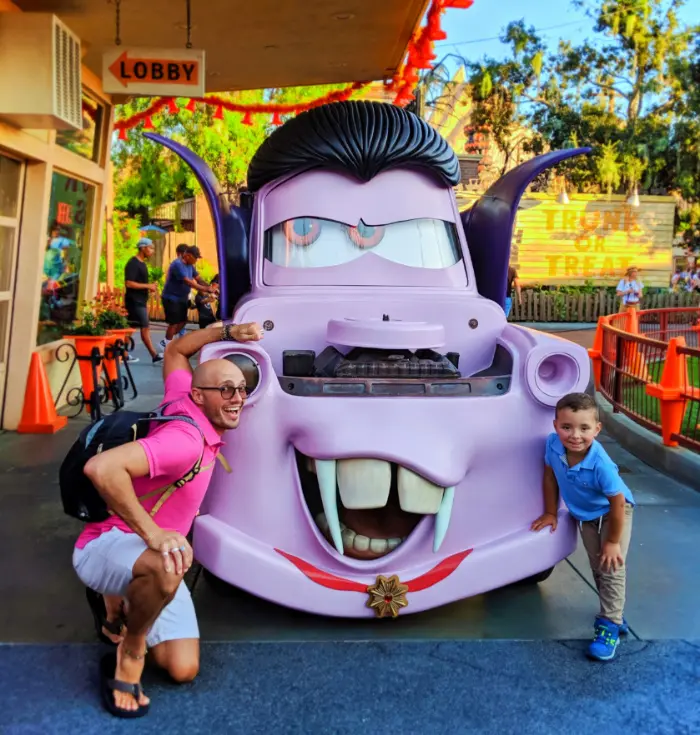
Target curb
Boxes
[511,322,595,332]
[598,395,700,492]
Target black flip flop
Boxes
[100,652,150,719]
[85,588,124,646]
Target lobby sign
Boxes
[102,47,205,96]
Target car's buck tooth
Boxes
[397,467,444,514]
[337,459,391,509]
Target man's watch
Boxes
[221,323,237,341]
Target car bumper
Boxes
[192,509,577,618]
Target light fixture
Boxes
[626,187,640,207]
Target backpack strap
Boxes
[106,407,209,519]
[135,453,230,517]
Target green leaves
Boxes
[112,84,353,214]
[479,71,493,99]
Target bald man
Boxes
[72,320,263,718]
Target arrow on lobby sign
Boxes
[108,51,200,88]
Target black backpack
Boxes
[59,403,205,523]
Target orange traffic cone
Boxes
[16,353,68,434]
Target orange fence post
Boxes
[646,336,688,447]
[622,306,650,381]
[587,317,604,390]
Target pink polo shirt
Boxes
[75,369,224,550]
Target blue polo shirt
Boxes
[544,433,635,521]
[162,259,198,301]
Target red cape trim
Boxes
[275,548,472,593]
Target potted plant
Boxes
[62,304,108,400]
[94,293,134,383]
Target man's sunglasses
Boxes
[195,385,249,399]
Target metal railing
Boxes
[589,307,700,452]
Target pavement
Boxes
[1,323,699,733]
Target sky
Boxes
[436,0,699,74]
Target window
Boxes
[37,172,95,345]
[55,91,104,162]
[0,153,23,414]
[266,217,461,270]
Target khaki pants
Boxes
[619,301,640,312]
[579,504,634,625]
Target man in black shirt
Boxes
[124,238,162,364]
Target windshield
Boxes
[265,217,461,270]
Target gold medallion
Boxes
[366,574,409,618]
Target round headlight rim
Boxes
[222,350,263,400]
[525,347,584,407]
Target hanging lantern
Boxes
[271,111,283,126]
[185,99,197,112]
[241,111,253,126]
[143,116,154,130]
[167,98,179,114]
[213,105,224,120]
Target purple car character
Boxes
[146,101,591,618]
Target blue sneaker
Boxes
[587,618,620,661]
[595,615,628,634]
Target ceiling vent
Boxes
[0,13,82,130]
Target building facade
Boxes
[0,2,114,430]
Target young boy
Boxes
[531,392,635,661]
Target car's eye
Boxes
[283,218,322,247]
[224,353,260,394]
[347,221,385,249]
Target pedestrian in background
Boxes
[124,238,163,364]
[616,266,643,311]
[159,246,215,352]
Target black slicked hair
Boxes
[246,100,461,192]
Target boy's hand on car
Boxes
[599,541,624,572]
[530,512,557,533]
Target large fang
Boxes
[397,467,444,514]
[337,459,391,509]
[433,486,455,553]
[314,459,344,555]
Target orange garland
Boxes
[114,0,472,139]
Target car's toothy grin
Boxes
[295,452,454,560]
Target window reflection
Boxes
[55,91,103,162]
[37,173,95,345]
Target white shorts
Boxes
[72,527,199,648]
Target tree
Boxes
[443,0,698,198]
[112,84,356,216]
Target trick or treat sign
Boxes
[102,47,205,97]
[509,195,676,287]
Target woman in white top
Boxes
[616,266,643,311]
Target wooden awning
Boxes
[14,0,431,93]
